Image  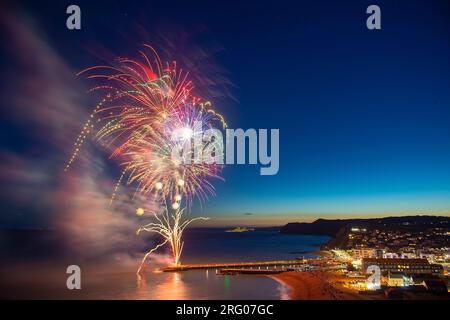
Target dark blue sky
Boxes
[2,0,450,226]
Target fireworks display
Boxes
[67,45,226,273]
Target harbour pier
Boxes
[162,259,310,272]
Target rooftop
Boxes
[363,258,429,264]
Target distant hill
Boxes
[280,216,450,249]
[280,216,450,236]
[281,218,358,236]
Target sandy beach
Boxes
[271,270,364,300]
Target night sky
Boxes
[1,0,450,227]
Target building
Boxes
[418,253,436,263]
[401,252,417,259]
[384,273,413,287]
[383,252,400,259]
[352,248,377,260]
[362,258,444,276]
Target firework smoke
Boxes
[68,45,226,273]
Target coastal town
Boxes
[160,217,449,300]
[279,219,450,299]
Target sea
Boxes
[0,228,329,299]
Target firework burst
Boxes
[67,45,226,273]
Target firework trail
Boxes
[67,45,226,273]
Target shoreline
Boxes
[270,270,364,300]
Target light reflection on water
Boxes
[70,230,326,299]
[1,231,328,299]
[0,264,282,299]
[132,269,281,300]
[137,272,188,300]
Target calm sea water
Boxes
[182,228,329,264]
[1,229,329,299]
